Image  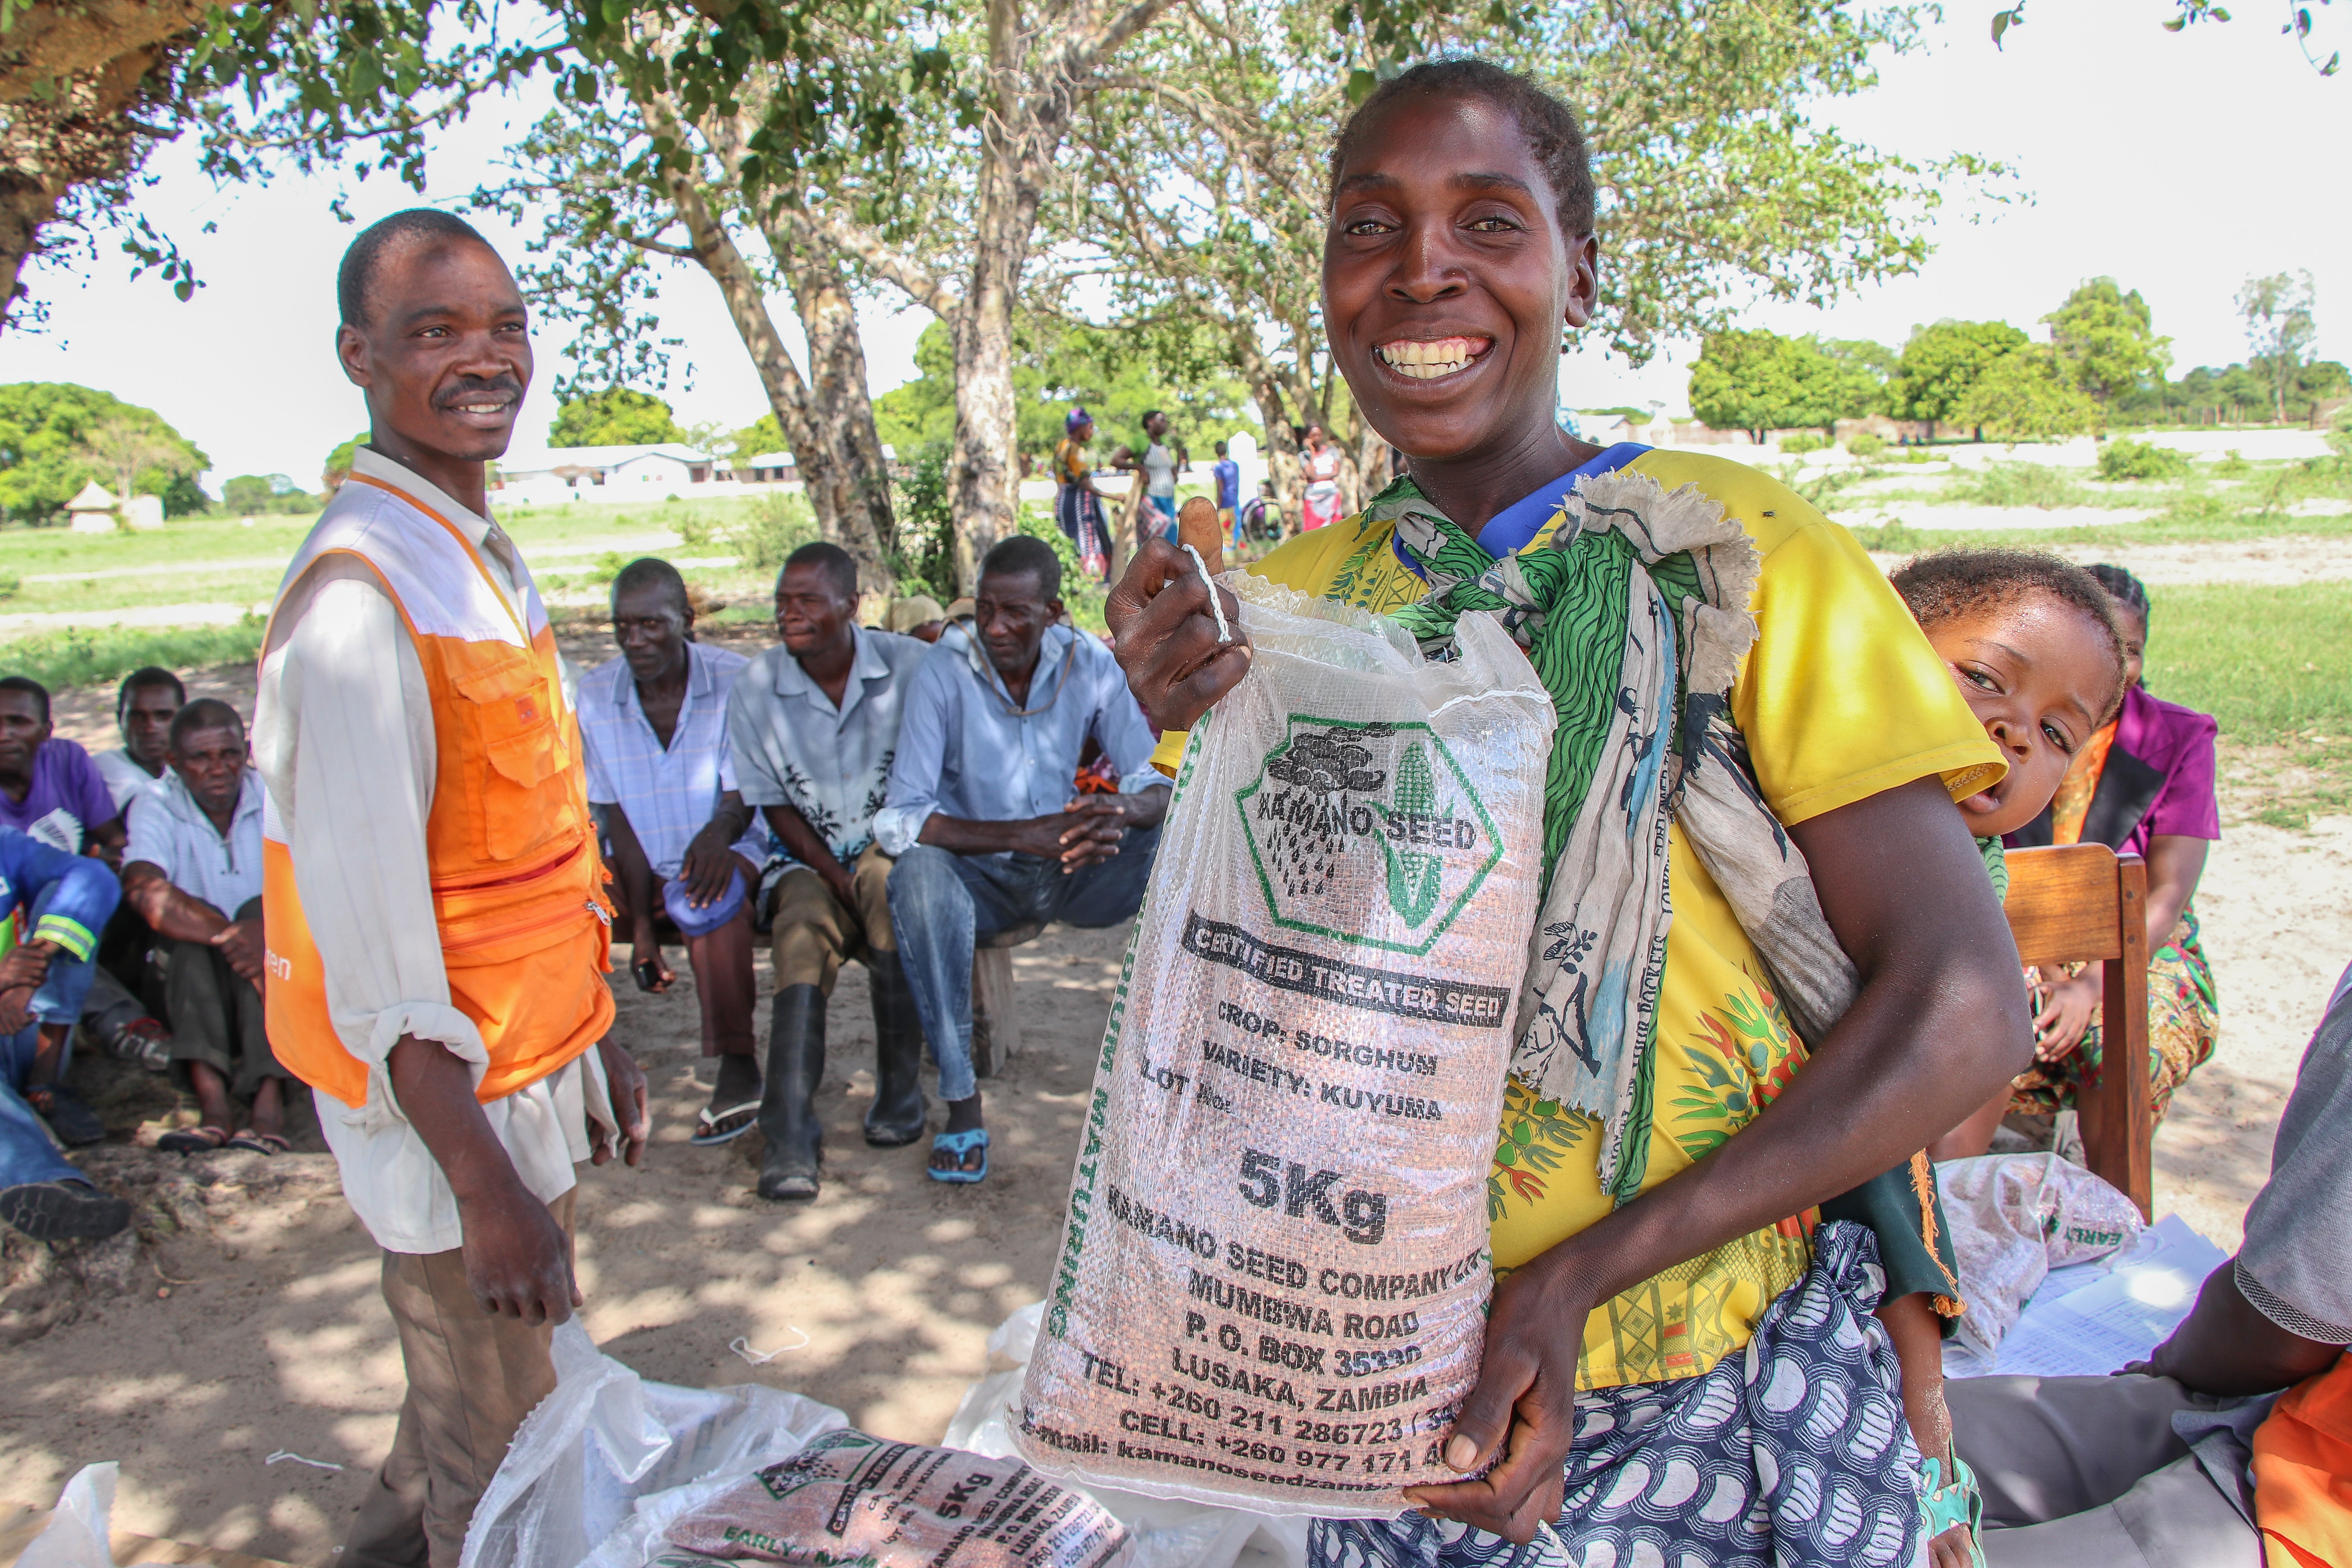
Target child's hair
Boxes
[2083,563,2150,624]
[1890,547,2129,714]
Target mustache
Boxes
[435,376,524,409]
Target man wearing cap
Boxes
[254,209,648,1567]
[886,596,947,644]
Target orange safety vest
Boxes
[2254,1351,2352,1568]
[260,472,613,1110]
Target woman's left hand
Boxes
[2033,969,2102,1060]
[1403,1250,1597,1543]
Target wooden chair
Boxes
[2000,843,2153,1218]
[970,920,1045,1078]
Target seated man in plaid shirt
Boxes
[578,558,771,1144]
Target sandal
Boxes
[691,1100,762,1147]
[1921,1453,1987,1568]
[226,1129,290,1156]
[25,1082,105,1147]
[927,1127,989,1185]
[158,1124,230,1155]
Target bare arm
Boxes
[122,862,230,944]
[678,790,755,906]
[1410,778,2032,1538]
[123,862,266,990]
[604,804,670,991]
[387,1034,580,1323]
[916,786,1171,867]
[2138,1261,2341,1398]
[762,801,856,907]
[86,815,127,866]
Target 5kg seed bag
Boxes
[1015,578,1555,1516]
[662,1430,1133,1568]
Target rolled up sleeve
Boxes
[873,657,952,856]
[271,568,485,1074]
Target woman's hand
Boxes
[1403,1251,1598,1543]
[2033,968,2102,1060]
[1106,540,1252,732]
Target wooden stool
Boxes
[972,921,1044,1078]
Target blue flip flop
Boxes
[928,1128,989,1184]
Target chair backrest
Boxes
[2000,844,2153,1218]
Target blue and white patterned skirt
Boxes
[1308,1222,1922,1568]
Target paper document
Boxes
[1984,1215,2229,1378]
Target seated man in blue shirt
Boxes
[873,535,1170,1184]
[0,825,130,1241]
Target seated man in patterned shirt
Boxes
[726,542,931,1202]
[579,559,770,1144]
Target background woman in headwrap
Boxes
[1106,59,2032,1568]
[1053,407,1114,583]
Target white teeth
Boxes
[1377,338,1481,378]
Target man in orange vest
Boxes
[252,209,650,1568]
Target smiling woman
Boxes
[1102,59,2036,1568]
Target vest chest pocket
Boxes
[451,649,568,860]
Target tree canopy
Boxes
[1686,329,1882,442]
[550,387,688,447]
[1889,319,2030,435]
[2043,277,2169,406]
[1951,344,2100,441]
[0,382,209,521]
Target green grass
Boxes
[0,619,266,692]
[2138,584,2352,830]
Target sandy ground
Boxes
[4,577,2347,1561]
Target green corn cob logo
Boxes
[1382,742,1443,925]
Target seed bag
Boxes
[1015,578,1555,1516]
[661,1430,1134,1568]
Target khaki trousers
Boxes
[769,843,895,995]
[343,1189,576,1568]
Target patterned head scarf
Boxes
[1065,406,1091,435]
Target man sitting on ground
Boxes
[88,666,182,1073]
[120,701,295,1154]
[874,535,1169,1185]
[0,676,127,860]
[579,557,769,1145]
[0,826,128,1240]
[1950,960,2352,1567]
[725,542,930,1202]
[93,667,182,814]
[0,675,128,1142]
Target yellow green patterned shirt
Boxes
[1151,449,2003,1390]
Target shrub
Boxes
[889,441,957,603]
[1845,431,1886,458]
[2096,438,2190,482]
[2216,449,2251,476]
[742,490,818,576]
[1954,463,2087,509]
[1779,432,1828,455]
[1848,518,1927,553]
[0,618,264,691]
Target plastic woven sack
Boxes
[1936,1151,2145,1358]
[1015,579,1555,1516]
[662,1431,1134,1568]
[460,1321,847,1568]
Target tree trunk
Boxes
[1249,377,1302,524]
[946,111,1036,592]
[764,207,897,592]
[643,103,885,584]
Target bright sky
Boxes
[0,0,2341,489]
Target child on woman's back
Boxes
[1867,547,2131,1568]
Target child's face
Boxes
[1929,594,2118,838]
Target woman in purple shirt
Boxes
[2003,564,2220,1127]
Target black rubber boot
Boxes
[756,985,826,1201]
[863,949,928,1147]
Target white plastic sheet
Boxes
[17,1465,171,1568]
[460,1322,848,1568]
[951,1305,1308,1568]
